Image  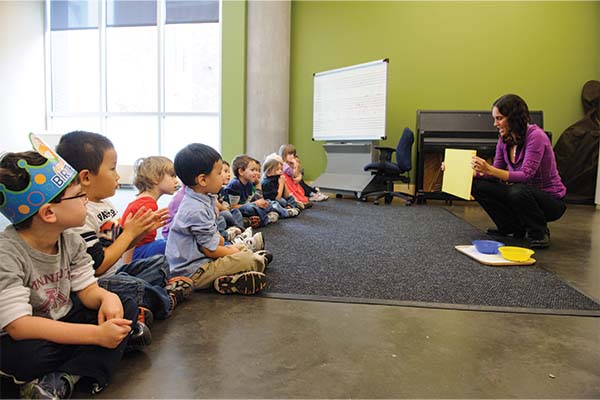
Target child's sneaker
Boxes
[232,232,264,252]
[126,321,152,352]
[213,271,266,295]
[225,226,242,241]
[20,372,76,399]
[137,306,154,328]
[310,191,328,202]
[251,232,264,250]
[249,216,261,229]
[165,276,194,307]
[267,211,279,223]
[254,249,273,269]
[237,226,253,241]
[287,207,300,217]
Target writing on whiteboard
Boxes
[313,60,388,141]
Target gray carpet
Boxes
[259,199,600,316]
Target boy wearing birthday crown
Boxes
[0,135,148,398]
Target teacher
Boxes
[471,94,566,249]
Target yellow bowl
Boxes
[498,246,535,262]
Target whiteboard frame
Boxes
[312,59,389,142]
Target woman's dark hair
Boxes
[0,151,70,230]
[56,131,114,174]
[174,143,221,187]
[493,94,531,146]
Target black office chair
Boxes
[360,127,415,205]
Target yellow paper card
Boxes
[442,148,476,200]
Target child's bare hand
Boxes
[254,199,269,208]
[122,207,154,237]
[97,292,124,324]
[148,208,170,231]
[154,207,169,221]
[96,318,132,349]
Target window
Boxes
[46,0,221,163]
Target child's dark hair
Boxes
[133,156,176,194]
[174,143,221,187]
[0,151,71,230]
[56,131,114,174]
[222,160,230,167]
[231,155,259,179]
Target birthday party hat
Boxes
[0,133,77,224]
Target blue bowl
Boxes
[472,240,505,254]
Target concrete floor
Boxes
[93,199,600,399]
[2,196,599,398]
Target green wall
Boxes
[289,1,600,181]
[221,0,246,163]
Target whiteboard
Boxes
[312,59,388,142]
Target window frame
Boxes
[44,0,222,160]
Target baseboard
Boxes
[307,181,416,196]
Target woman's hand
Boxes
[471,156,489,176]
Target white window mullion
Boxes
[99,0,107,134]
[44,0,52,132]
[158,0,166,156]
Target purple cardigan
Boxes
[491,124,566,199]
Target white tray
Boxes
[455,245,536,266]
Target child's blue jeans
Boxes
[100,255,172,320]
[239,203,272,226]
[132,239,167,261]
[221,208,244,228]
[217,209,245,238]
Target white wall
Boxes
[0,0,46,152]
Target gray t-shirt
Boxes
[0,226,97,333]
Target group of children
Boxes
[0,131,326,399]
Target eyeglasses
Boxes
[58,192,88,203]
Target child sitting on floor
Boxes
[279,143,327,204]
[0,137,148,398]
[165,143,273,295]
[56,131,192,324]
[222,155,279,227]
[261,156,300,218]
[121,156,179,262]
[216,160,246,240]
[160,161,261,249]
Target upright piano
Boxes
[415,110,545,203]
